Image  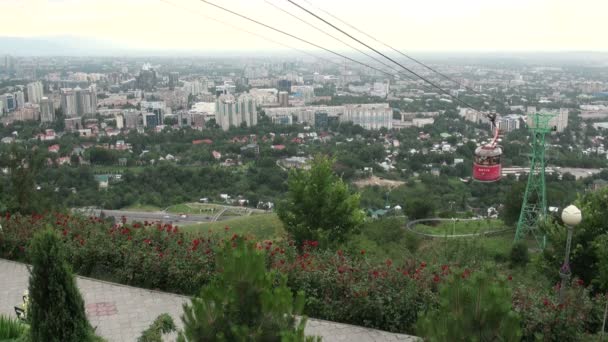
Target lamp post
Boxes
[559,204,582,304]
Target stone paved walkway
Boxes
[0,259,418,342]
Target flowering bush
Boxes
[512,279,605,341]
[0,213,443,334]
[416,267,521,341]
[0,213,218,294]
[272,244,442,333]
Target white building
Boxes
[61,87,97,117]
[341,103,392,130]
[249,88,278,104]
[529,108,569,133]
[291,85,315,104]
[60,88,78,117]
[497,115,522,132]
[215,94,258,131]
[26,81,43,104]
[459,108,490,125]
[14,91,25,110]
[39,97,55,123]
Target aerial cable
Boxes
[159,0,347,70]
[198,0,442,95]
[285,0,487,115]
[299,0,491,99]
[199,0,432,82]
[263,0,443,95]
[263,0,408,77]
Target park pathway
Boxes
[0,259,418,342]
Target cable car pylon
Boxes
[514,113,557,249]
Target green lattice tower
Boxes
[514,113,556,249]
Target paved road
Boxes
[73,209,221,224]
[0,259,419,342]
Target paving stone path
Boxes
[0,259,419,342]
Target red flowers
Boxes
[508,275,513,281]
[385,259,393,267]
[577,279,584,286]
[433,275,440,283]
[360,249,366,255]
[303,240,319,248]
[191,239,201,251]
[143,238,152,245]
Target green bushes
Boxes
[281,248,438,333]
[0,315,28,341]
[179,238,318,341]
[28,228,99,342]
[277,155,364,248]
[510,242,530,267]
[416,267,521,341]
[513,279,605,341]
[137,314,176,342]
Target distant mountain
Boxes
[0,36,129,56]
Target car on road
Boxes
[180,214,187,219]
[163,215,171,219]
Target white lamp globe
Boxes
[561,205,582,227]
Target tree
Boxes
[543,187,608,290]
[416,268,521,341]
[138,314,176,342]
[405,198,435,220]
[179,238,318,342]
[28,229,97,342]
[277,155,364,248]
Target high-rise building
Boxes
[277,79,292,93]
[0,94,16,114]
[237,94,258,128]
[314,111,329,129]
[144,113,159,128]
[278,91,289,107]
[124,110,143,129]
[26,81,43,104]
[61,87,97,117]
[137,63,157,91]
[3,55,12,71]
[528,108,569,133]
[60,88,78,117]
[291,85,315,104]
[168,72,179,89]
[14,91,25,109]
[341,104,392,130]
[75,86,97,116]
[215,94,258,131]
[39,97,55,123]
[497,115,522,133]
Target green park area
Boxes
[181,213,284,240]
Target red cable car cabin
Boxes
[473,120,502,182]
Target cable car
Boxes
[473,117,502,182]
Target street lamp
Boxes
[559,204,582,304]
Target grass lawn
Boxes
[413,219,509,236]
[121,204,161,212]
[166,203,223,214]
[181,213,285,240]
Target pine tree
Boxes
[416,267,521,341]
[179,237,319,342]
[28,228,95,342]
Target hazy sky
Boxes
[3,0,607,52]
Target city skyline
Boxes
[2,0,607,54]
